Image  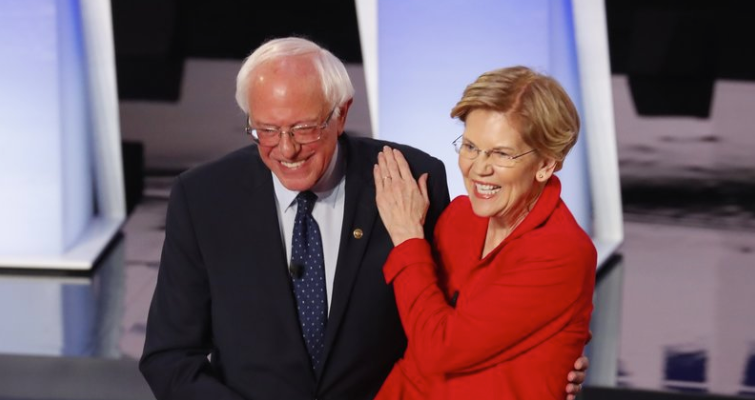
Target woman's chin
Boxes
[469,199,505,219]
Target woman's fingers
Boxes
[380,146,416,185]
[377,147,423,201]
[377,151,393,187]
[382,146,403,181]
[392,148,414,182]
[373,147,431,246]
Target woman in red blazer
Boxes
[373,66,597,400]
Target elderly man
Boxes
[139,37,587,400]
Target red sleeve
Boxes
[383,231,595,377]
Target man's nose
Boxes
[277,132,300,158]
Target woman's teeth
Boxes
[476,183,501,195]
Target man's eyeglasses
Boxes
[246,109,335,146]
[452,135,535,168]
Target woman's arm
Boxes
[385,236,595,376]
[374,146,595,381]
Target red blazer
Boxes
[376,176,596,400]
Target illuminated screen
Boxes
[377,0,593,235]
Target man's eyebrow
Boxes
[255,116,322,128]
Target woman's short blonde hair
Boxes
[451,66,580,171]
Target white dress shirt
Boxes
[271,143,345,315]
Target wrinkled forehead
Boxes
[462,109,528,147]
[247,58,327,120]
[250,56,321,91]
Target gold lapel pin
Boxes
[353,228,364,239]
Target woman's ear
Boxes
[535,157,557,183]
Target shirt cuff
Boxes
[383,238,433,283]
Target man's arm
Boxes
[139,176,245,400]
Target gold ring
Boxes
[383,176,392,180]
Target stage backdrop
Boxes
[356,0,623,267]
[0,0,124,270]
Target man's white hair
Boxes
[235,37,355,118]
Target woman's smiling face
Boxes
[458,109,553,221]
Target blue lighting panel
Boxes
[378,0,592,234]
[0,0,92,256]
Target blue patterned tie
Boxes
[290,191,328,371]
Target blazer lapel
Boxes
[236,150,317,382]
[317,136,379,379]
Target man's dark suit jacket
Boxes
[140,134,450,400]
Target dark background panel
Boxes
[112,0,755,118]
[606,0,755,117]
[111,0,362,101]
[178,0,362,61]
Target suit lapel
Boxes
[317,136,379,379]
[236,148,317,382]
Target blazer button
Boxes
[353,228,363,239]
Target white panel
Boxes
[365,0,624,267]
[376,0,596,237]
[355,0,379,136]
[59,0,94,250]
[0,0,125,269]
[0,0,68,255]
[572,0,625,264]
[547,0,593,235]
[378,0,550,200]
[80,0,126,221]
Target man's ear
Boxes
[334,98,354,135]
[536,157,557,183]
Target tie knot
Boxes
[296,191,317,215]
